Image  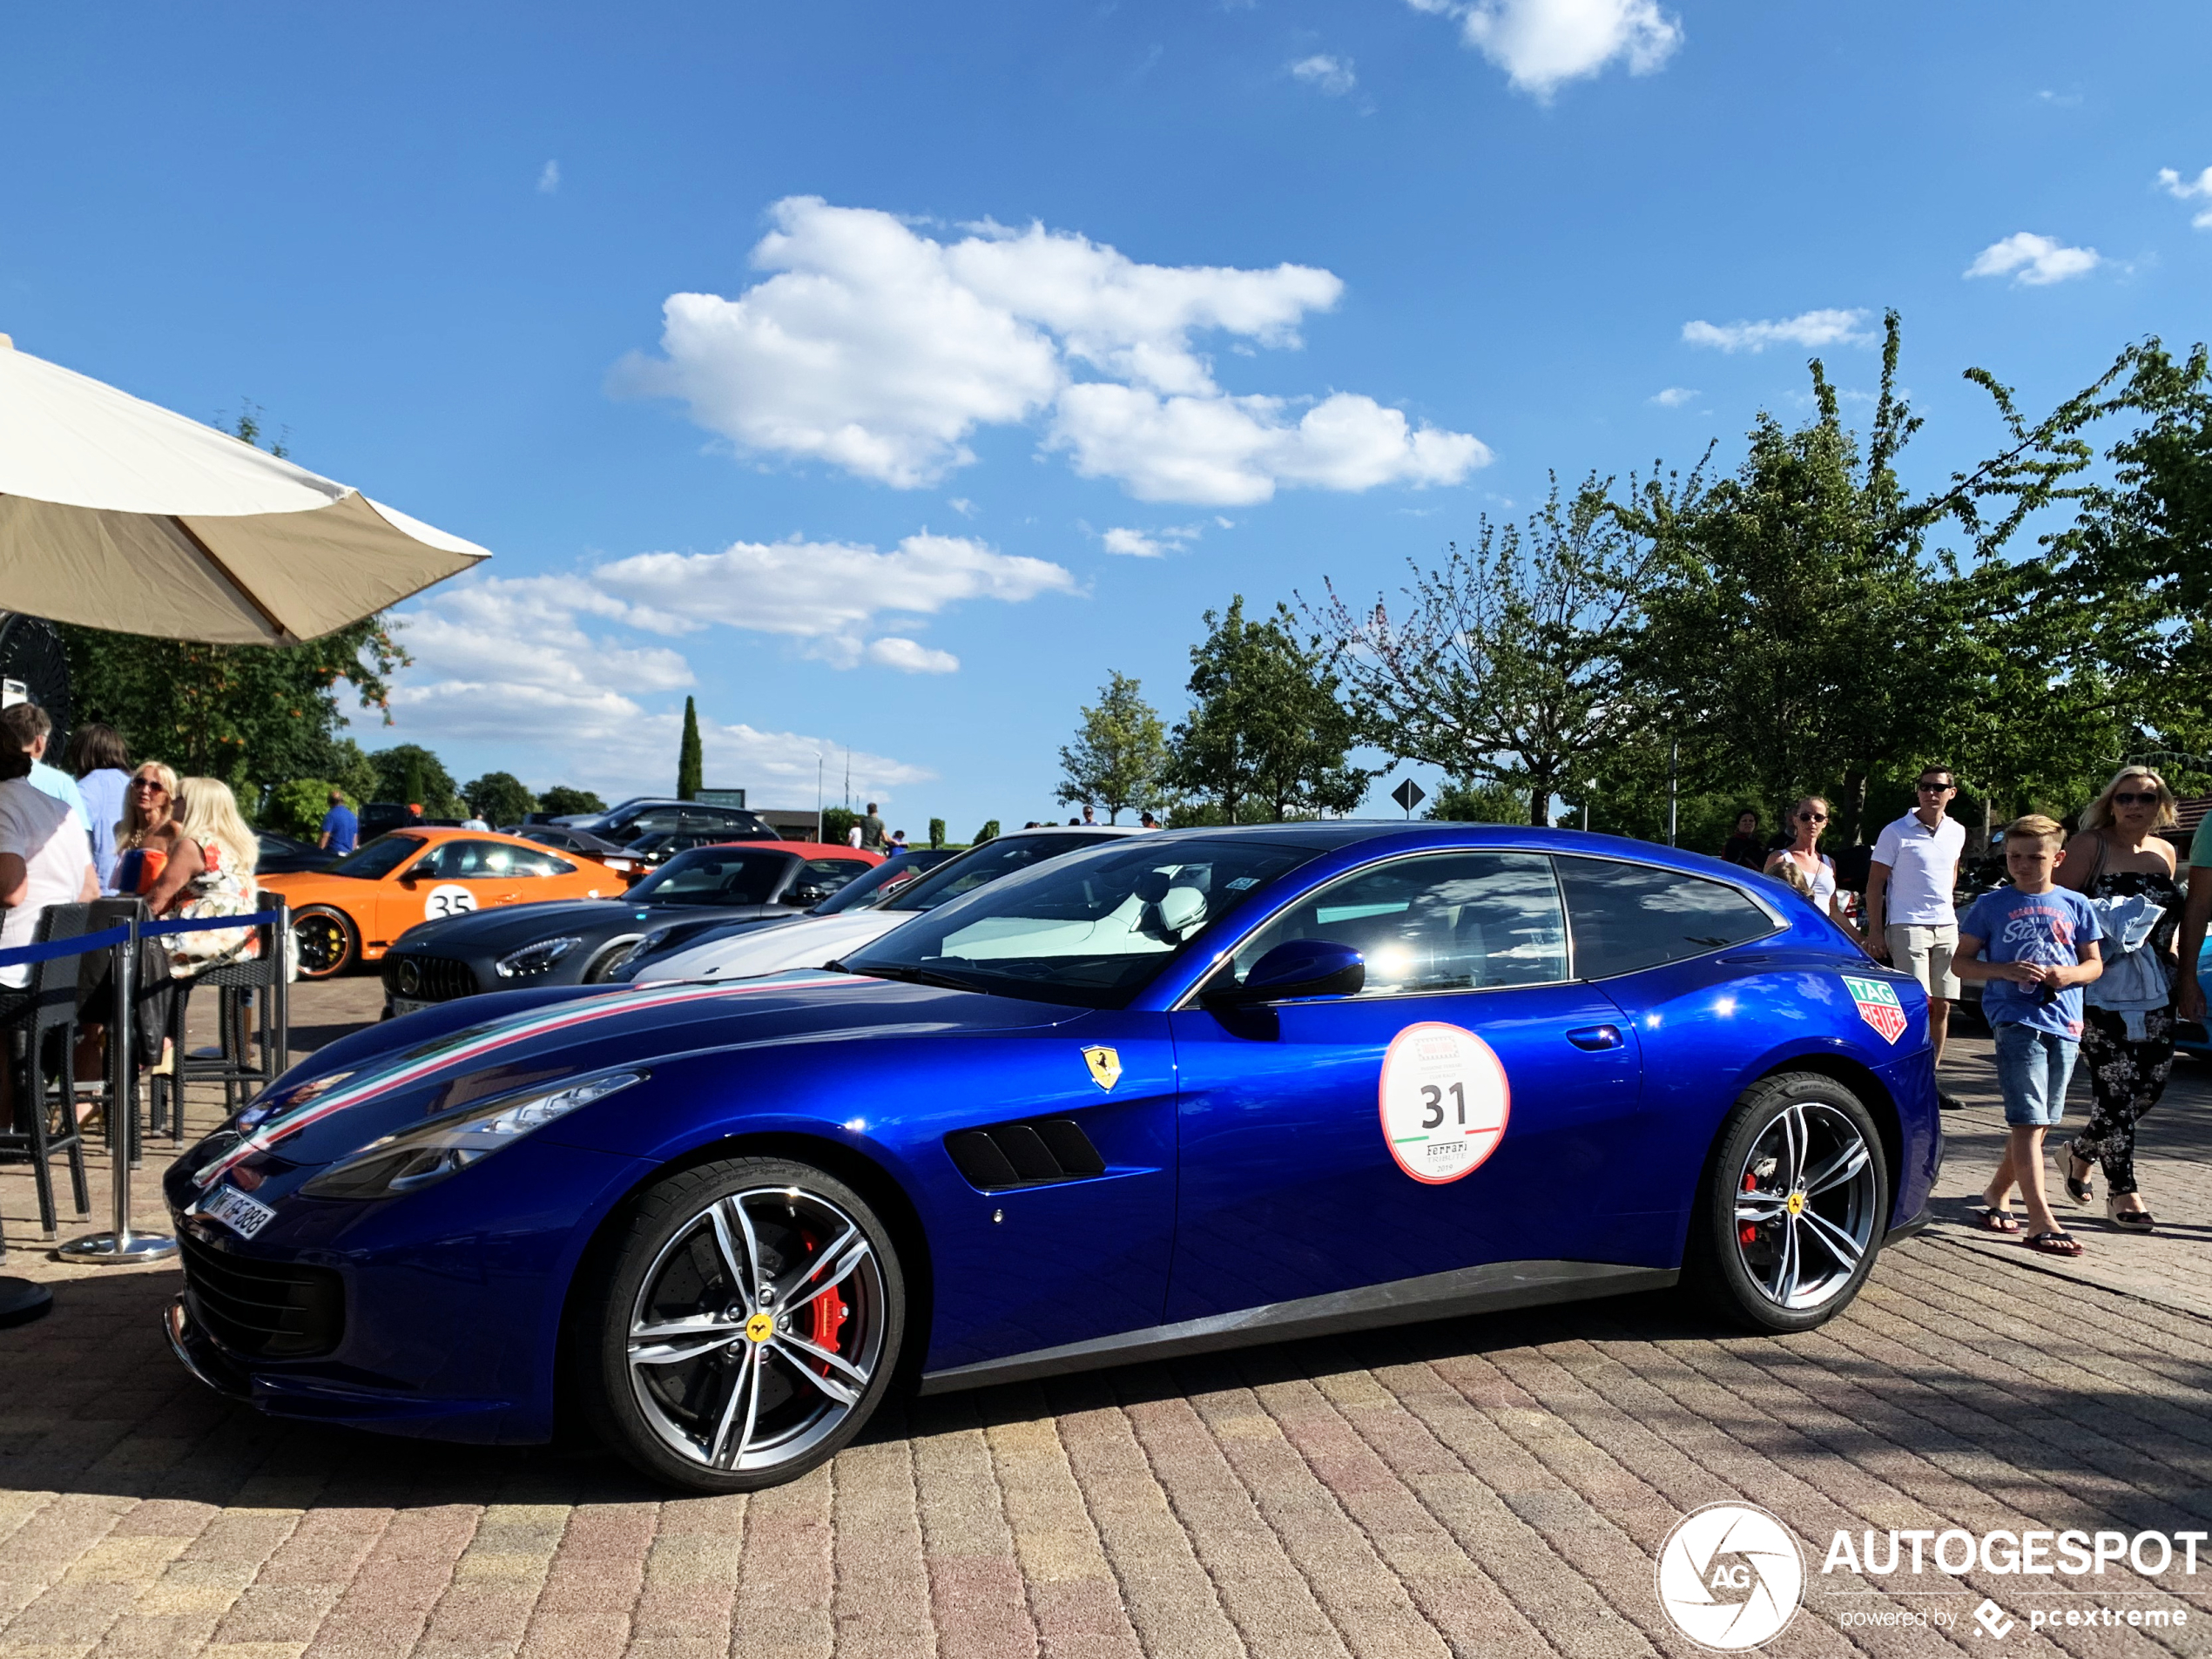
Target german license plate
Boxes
[201,1185,277,1240]
[391,997,433,1018]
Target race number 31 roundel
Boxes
[1378,1022,1510,1184]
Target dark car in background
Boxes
[254,830,338,876]
[378,841,882,1015]
[550,797,778,846]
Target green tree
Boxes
[462,772,536,827]
[927,817,947,849]
[1055,671,1166,822]
[820,806,858,847]
[1422,777,1531,824]
[373,744,461,816]
[1163,597,1368,823]
[1314,476,1658,827]
[264,779,348,840]
[322,739,380,811]
[536,786,605,817]
[677,697,704,800]
[973,819,1001,844]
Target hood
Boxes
[634,909,905,983]
[388,899,645,953]
[179,971,1072,1190]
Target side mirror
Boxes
[1204,939,1365,1008]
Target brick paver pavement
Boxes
[3,980,2210,1656]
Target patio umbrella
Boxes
[0,333,489,644]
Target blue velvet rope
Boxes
[0,908,283,968]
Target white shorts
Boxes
[1888,922,1960,1001]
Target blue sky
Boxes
[5,3,2209,831]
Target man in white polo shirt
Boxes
[1865,764,1968,1108]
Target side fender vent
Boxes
[944,1118,1109,1191]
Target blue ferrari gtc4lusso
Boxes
[164,824,1940,1492]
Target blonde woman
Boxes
[2054,766,2183,1231]
[113,760,202,907]
[1764,795,1858,942]
[165,778,261,976]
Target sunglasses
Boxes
[1916,780,1953,792]
[1797,811,1829,822]
[2113,791,2162,806]
[130,779,168,793]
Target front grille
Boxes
[179,1232,344,1359]
[383,954,478,1001]
[945,1118,1108,1191]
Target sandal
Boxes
[2107,1199,2155,1233]
[1970,1206,2021,1234]
[2063,1157,2094,1205]
[2027,1231,2084,1257]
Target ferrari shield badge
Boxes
[1378,1022,1510,1184]
[1841,974,1908,1044]
[1082,1045,1123,1090]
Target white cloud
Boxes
[1964,232,2101,286]
[864,637,960,674]
[1100,523,1206,558]
[615,196,1485,504]
[590,532,1076,664]
[537,160,560,195]
[1411,0,1680,97]
[2157,167,2212,229]
[1053,384,1488,506]
[1681,308,1872,353]
[1649,386,1697,407]
[1290,54,1357,96]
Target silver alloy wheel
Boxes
[625,1184,887,1474]
[1730,1101,1878,1311]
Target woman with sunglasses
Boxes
[1764,796,1858,942]
[2054,767,2184,1232]
[74,762,198,1089]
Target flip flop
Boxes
[1970,1206,2021,1234]
[2063,1158,2093,1205]
[2027,1231,2084,1258]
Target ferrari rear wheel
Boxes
[292,906,358,980]
[1687,1071,1888,1334]
[577,1158,903,1492]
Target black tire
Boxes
[1686,1071,1889,1333]
[293,906,358,980]
[574,1157,904,1493]
[581,940,641,984]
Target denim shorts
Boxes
[1993,1021,2078,1128]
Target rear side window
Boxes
[1554,855,1775,978]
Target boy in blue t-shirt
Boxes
[1955,814,2102,1257]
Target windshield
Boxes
[328,834,425,880]
[811,856,927,914]
[841,837,1318,1008]
[629,847,794,907]
[881,832,1126,914]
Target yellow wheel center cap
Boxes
[1785,1190,1806,1217]
[744,1312,776,1344]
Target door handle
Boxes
[1566,1024,1623,1051]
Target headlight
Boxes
[300,1069,648,1200]
[495,935,583,979]
[637,927,674,955]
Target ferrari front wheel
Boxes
[292,906,358,979]
[1687,1071,1888,1333]
[576,1158,904,1492]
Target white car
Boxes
[629,826,1142,983]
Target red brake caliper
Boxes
[804,1236,846,1364]
[1740,1171,1760,1246]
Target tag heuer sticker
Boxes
[1841,974,1908,1044]
[1082,1045,1122,1090]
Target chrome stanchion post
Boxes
[60,913,177,1264]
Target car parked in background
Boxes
[606,845,961,981]
[376,842,884,1013]
[550,797,779,846]
[260,829,616,980]
[254,830,338,877]
[509,823,637,867]
[628,826,1139,984]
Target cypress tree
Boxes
[677,697,704,801]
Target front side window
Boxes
[1223,852,1568,997]
[1553,855,1776,977]
[843,838,1317,1008]
[503,846,575,878]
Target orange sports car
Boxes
[261,827,617,980]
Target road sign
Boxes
[1391,779,1426,817]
